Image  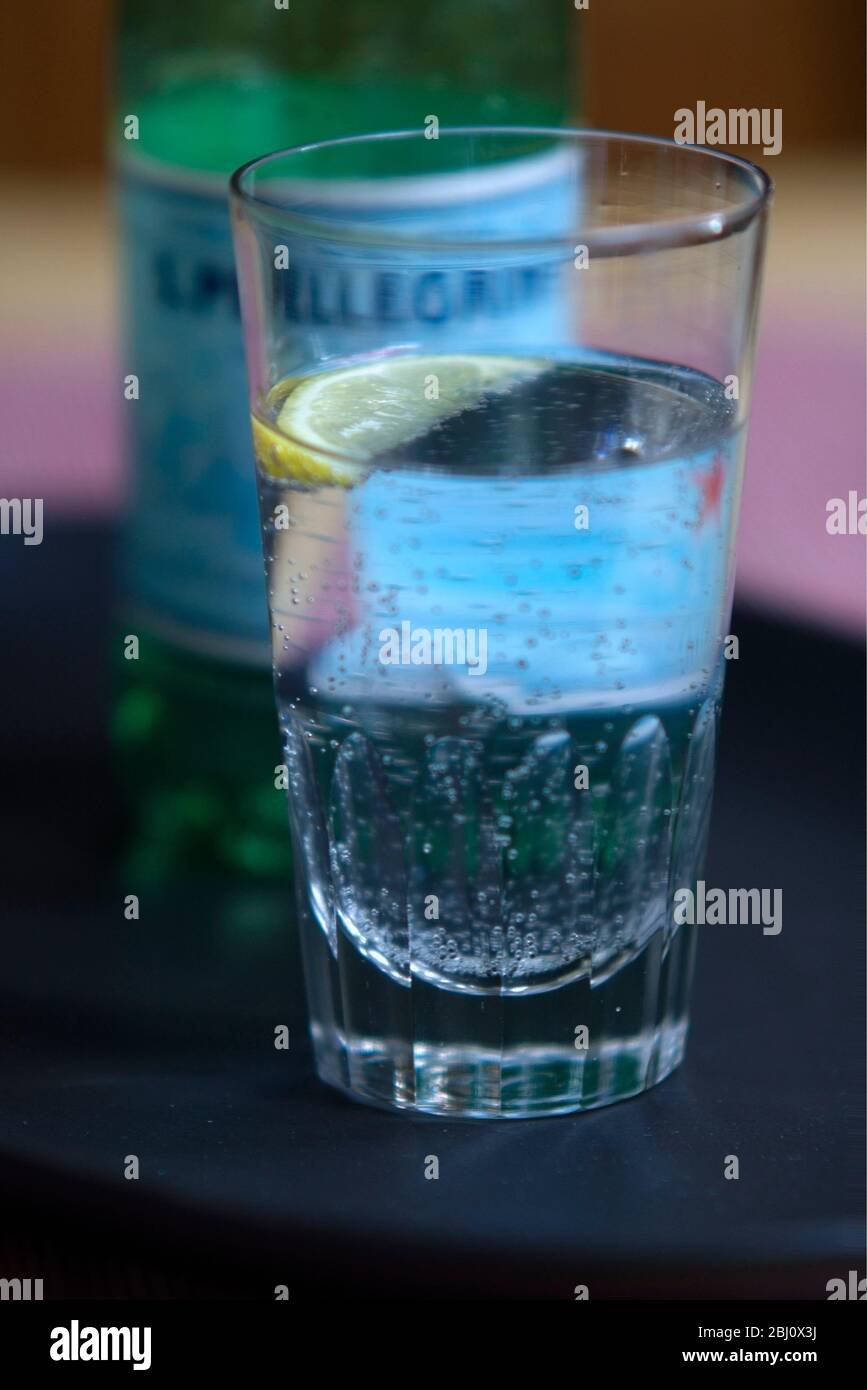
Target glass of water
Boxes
[230,129,770,1117]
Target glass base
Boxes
[312,1020,688,1119]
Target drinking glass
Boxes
[230,128,770,1117]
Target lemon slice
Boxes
[251,414,359,488]
[252,354,544,487]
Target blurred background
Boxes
[1,0,863,622]
[0,0,863,1300]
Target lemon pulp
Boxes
[251,354,544,487]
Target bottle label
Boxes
[119,148,577,662]
[120,163,269,663]
[268,146,577,356]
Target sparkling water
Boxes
[256,354,743,1115]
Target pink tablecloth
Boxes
[740,305,865,633]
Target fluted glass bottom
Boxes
[314,1020,689,1118]
[300,907,697,1117]
[286,687,716,1118]
[286,688,715,1118]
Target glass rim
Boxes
[229,125,773,256]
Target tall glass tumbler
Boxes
[230,129,771,1117]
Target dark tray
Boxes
[0,525,863,1299]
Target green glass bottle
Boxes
[114,0,576,884]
